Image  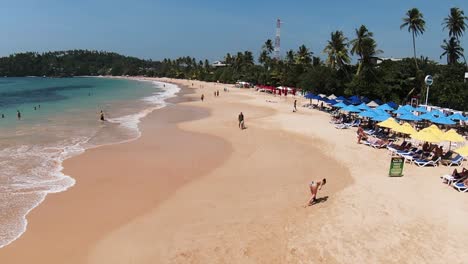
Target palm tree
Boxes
[323,31,350,70]
[350,25,374,75]
[263,39,274,54]
[285,50,295,64]
[360,38,383,65]
[440,37,465,64]
[400,8,426,70]
[443,7,468,39]
[295,45,313,65]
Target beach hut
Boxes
[367,100,380,108]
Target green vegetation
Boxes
[0,7,466,110]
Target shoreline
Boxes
[1,77,467,263]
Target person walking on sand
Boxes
[201,94,204,101]
[306,178,327,206]
[293,99,297,112]
[100,110,105,121]
[238,112,245,129]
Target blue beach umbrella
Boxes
[333,102,348,108]
[336,96,346,101]
[394,108,410,115]
[348,98,362,105]
[326,99,339,105]
[419,113,436,121]
[428,109,445,117]
[377,104,395,112]
[432,116,456,125]
[374,109,389,116]
[398,113,422,122]
[414,106,428,113]
[372,114,391,122]
[356,103,371,111]
[401,105,416,112]
[387,102,398,109]
[448,113,466,121]
[341,105,362,113]
[348,95,360,100]
[374,99,383,105]
[359,110,377,118]
[304,93,315,99]
[361,97,371,103]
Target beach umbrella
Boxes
[328,94,337,100]
[341,105,361,113]
[423,125,444,137]
[431,116,456,125]
[398,113,422,122]
[393,122,417,135]
[454,145,468,157]
[304,93,315,99]
[414,106,428,113]
[348,97,362,105]
[359,110,378,118]
[377,118,399,129]
[441,129,465,142]
[448,113,466,121]
[318,94,327,98]
[387,101,398,109]
[366,100,380,108]
[372,114,391,121]
[333,102,348,108]
[361,97,371,103]
[377,104,395,112]
[418,113,436,121]
[336,96,346,101]
[348,95,360,100]
[326,99,339,105]
[428,109,445,117]
[393,108,410,115]
[374,99,383,105]
[411,130,442,143]
[356,103,371,111]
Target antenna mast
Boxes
[274,18,281,60]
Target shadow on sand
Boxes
[309,196,329,206]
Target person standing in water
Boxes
[17,110,21,120]
[306,178,327,206]
[100,110,105,121]
[238,112,245,129]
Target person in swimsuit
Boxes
[293,99,297,112]
[238,112,244,129]
[306,178,327,206]
[100,110,105,121]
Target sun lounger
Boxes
[453,182,468,192]
[335,123,349,129]
[414,157,441,167]
[441,155,464,167]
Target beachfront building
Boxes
[212,61,228,67]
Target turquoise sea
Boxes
[0,77,180,249]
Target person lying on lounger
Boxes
[305,178,327,206]
[452,168,468,180]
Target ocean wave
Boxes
[0,80,180,249]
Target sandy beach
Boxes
[1,78,467,264]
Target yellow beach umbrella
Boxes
[454,145,468,156]
[411,129,442,143]
[441,129,465,142]
[424,125,444,137]
[393,122,417,135]
[377,118,400,129]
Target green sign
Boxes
[389,156,404,177]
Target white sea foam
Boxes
[0,80,180,249]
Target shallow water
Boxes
[0,77,180,248]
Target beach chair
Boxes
[414,157,441,167]
[351,119,361,127]
[453,182,468,192]
[442,155,464,167]
[335,123,349,129]
[344,120,357,127]
[442,174,466,186]
[371,140,388,149]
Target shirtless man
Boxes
[306,178,327,206]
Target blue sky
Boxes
[1,0,467,63]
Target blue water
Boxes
[0,77,180,249]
